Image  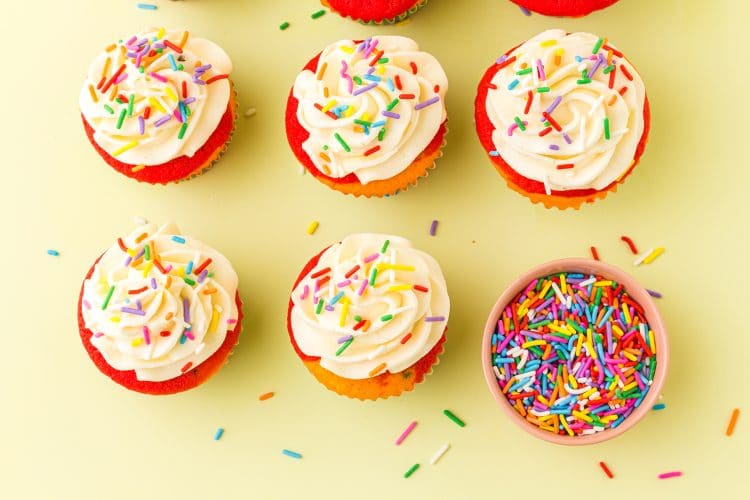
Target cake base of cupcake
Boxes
[77,257,243,395]
[82,85,238,185]
[322,0,428,24]
[287,247,446,400]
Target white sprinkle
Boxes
[134,216,148,225]
[367,345,387,360]
[492,365,502,379]
[579,277,597,287]
[633,248,653,266]
[195,343,206,355]
[550,282,566,304]
[298,164,306,175]
[244,107,257,118]
[429,443,450,465]
[543,175,551,195]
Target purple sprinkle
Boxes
[363,38,378,58]
[123,256,132,266]
[366,67,376,75]
[121,307,145,316]
[195,64,212,72]
[197,269,208,283]
[154,114,172,127]
[363,253,380,263]
[589,54,605,79]
[353,82,377,96]
[414,96,440,110]
[183,298,190,323]
[325,305,335,312]
[424,316,445,322]
[549,144,560,151]
[150,278,157,289]
[496,54,508,65]
[153,43,165,49]
[337,335,353,344]
[519,5,532,15]
[542,96,562,120]
[381,110,400,119]
[193,78,206,85]
[563,133,573,144]
[134,248,145,260]
[429,220,438,236]
[183,96,196,105]
[647,289,662,298]
[138,116,145,135]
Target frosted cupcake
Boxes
[287,234,449,399]
[511,0,620,17]
[475,29,650,209]
[322,0,429,24]
[80,28,237,184]
[286,36,448,197]
[78,222,243,394]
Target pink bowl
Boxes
[481,258,669,445]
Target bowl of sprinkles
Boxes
[481,258,668,445]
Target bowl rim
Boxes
[480,257,669,446]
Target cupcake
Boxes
[511,0,619,17]
[286,36,448,197]
[78,222,243,394]
[481,259,668,444]
[80,28,237,184]
[322,0,429,24]
[287,234,449,400]
[475,29,650,209]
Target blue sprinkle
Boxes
[652,403,666,411]
[185,260,194,275]
[47,249,60,256]
[282,449,302,459]
[137,3,158,10]
[489,150,501,156]
[214,428,224,440]
[171,236,186,244]
[168,54,178,71]
[328,291,344,306]
[507,79,520,90]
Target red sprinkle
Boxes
[413,285,429,293]
[602,45,623,57]
[496,56,516,70]
[344,265,360,278]
[180,362,193,373]
[524,91,533,114]
[206,74,229,84]
[395,75,403,90]
[398,93,415,99]
[128,286,148,295]
[620,236,639,254]
[618,86,629,96]
[153,258,167,274]
[433,84,440,93]
[316,275,331,287]
[181,81,188,99]
[143,106,152,119]
[539,127,553,137]
[310,267,331,279]
[117,238,128,252]
[542,112,562,131]
[101,63,126,93]
[556,163,575,170]
[314,103,338,120]
[409,62,418,74]
[96,76,106,90]
[163,40,183,54]
[599,461,614,479]
[160,331,171,337]
[400,333,413,344]
[353,320,367,331]
[193,258,213,275]
[608,67,616,89]
[364,146,380,156]
[590,246,600,261]
[620,65,634,81]
[369,49,384,67]
[486,83,498,90]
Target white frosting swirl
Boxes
[290,234,449,379]
[292,36,447,184]
[79,28,232,165]
[485,29,646,191]
[81,223,239,382]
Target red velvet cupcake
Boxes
[80,28,237,184]
[511,0,620,17]
[322,0,429,23]
[78,222,243,395]
[475,29,650,209]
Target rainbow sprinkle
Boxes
[657,471,683,480]
[282,449,302,459]
[136,3,157,10]
[490,272,657,436]
[47,249,60,256]
[214,428,224,441]
[403,463,420,478]
[443,409,465,427]
[395,421,418,445]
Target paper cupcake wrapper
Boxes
[323,0,429,24]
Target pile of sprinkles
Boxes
[490,272,658,436]
[87,29,229,166]
[299,237,444,375]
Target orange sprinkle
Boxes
[202,287,218,295]
[165,276,172,288]
[117,238,128,252]
[259,392,275,401]
[316,62,328,80]
[135,233,148,243]
[181,362,193,373]
[607,95,617,106]
[100,57,111,82]
[166,312,174,321]
[179,31,189,48]
[105,44,117,52]
[319,152,331,162]
[369,362,387,377]
[108,85,118,102]
[323,87,330,98]
[131,165,145,173]
[726,408,740,436]
[88,84,98,103]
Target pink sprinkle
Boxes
[115,73,128,84]
[658,471,683,480]
[184,331,195,341]
[300,284,310,300]
[143,326,151,345]
[227,319,237,324]
[94,332,104,338]
[357,279,368,296]
[164,264,173,273]
[337,279,351,288]
[83,300,92,310]
[149,72,168,83]
[395,420,418,445]
[507,123,519,136]
[364,253,380,263]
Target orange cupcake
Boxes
[287,234,449,400]
[78,222,243,395]
[286,35,448,197]
[475,29,650,209]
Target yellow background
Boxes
[1,0,748,498]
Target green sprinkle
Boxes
[528,320,551,329]
[536,86,551,93]
[177,64,183,71]
[353,315,362,322]
[369,268,378,286]
[604,117,611,140]
[353,119,372,127]
[144,243,150,261]
[183,277,196,286]
[381,239,390,253]
[334,132,350,152]
[514,116,526,131]
[178,122,188,140]
[378,57,389,64]
[116,108,127,129]
[315,298,324,315]
[594,287,603,305]
[101,285,115,310]
[322,144,329,151]
[543,121,551,127]
[377,127,386,141]
[127,94,134,117]
[103,104,114,114]
[577,78,592,85]
[516,67,532,75]
[311,9,326,19]
[443,409,466,427]
[592,37,604,54]
[279,21,290,30]
[386,98,399,111]
[566,318,585,334]
[404,463,420,479]
[381,314,393,322]
[335,338,353,356]
[353,76,363,85]
[138,66,145,73]
[603,65,615,74]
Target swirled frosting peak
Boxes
[290,234,450,380]
[485,30,646,192]
[80,28,233,166]
[292,36,448,184]
[81,222,239,382]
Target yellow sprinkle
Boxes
[165,86,178,102]
[594,280,613,287]
[612,324,624,337]
[131,337,143,347]
[568,374,578,389]
[339,299,349,327]
[540,39,557,47]
[622,303,631,324]
[361,112,370,122]
[560,274,567,295]
[368,362,387,377]
[208,308,219,333]
[608,379,619,391]
[306,221,319,235]
[322,99,337,112]
[572,411,593,423]
[575,332,584,356]
[339,45,354,54]
[643,247,665,265]
[622,351,638,362]
[377,65,385,75]
[387,284,413,292]
[112,141,138,157]
[622,381,638,392]
[156,27,165,39]
[149,96,166,114]
[548,323,572,336]
[110,316,121,323]
[131,164,145,172]
[344,106,356,117]
[537,280,552,300]
[649,330,657,354]
[376,264,415,272]
[586,328,597,360]
[600,415,617,423]
[522,340,546,348]
[142,261,153,277]
[559,415,574,436]
[582,387,598,399]
[126,248,136,257]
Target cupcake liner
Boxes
[322,0,428,24]
[82,81,238,185]
[78,255,244,395]
[474,46,651,210]
[511,0,620,17]
[287,246,446,400]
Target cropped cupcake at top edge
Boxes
[322,0,429,24]
[80,28,237,184]
[286,35,448,197]
[287,233,449,400]
[78,222,243,395]
[475,29,650,209]
[511,0,620,17]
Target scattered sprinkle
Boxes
[395,421,418,445]
[259,391,275,401]
[443,409,465,428]
[634,247,665,266]
[279,22,290,31]
[214,428,224,441]
[599,461,614,478]
[429,443,450,465]
[244,108,257,118]
[657,471,683,480]
[311,9,326,19]
[726,408,740,436]
[282,449,302,459]
[590,246,600,261]
[647,289,662,299]
[652,403,666,411]
[306,221,319,235]
[47,249,60,256]
[519,5,532,15]
[620,235,639,254]
[403,463,420,478]
[136,3,157,10]
[429,220,438,236]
